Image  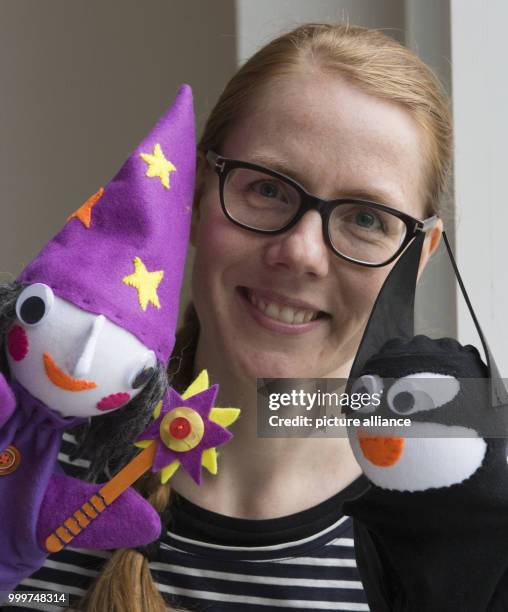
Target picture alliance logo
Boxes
[267,413,412,429]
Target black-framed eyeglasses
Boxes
[206,151,438,268]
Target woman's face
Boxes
[192,71,440,382]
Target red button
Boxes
[0,445,21,475]
[169,416,191,440]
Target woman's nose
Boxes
[70,315,106,378]
[263,210,330,277]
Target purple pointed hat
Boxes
[18,85,195,363]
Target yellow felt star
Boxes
[160,460,181,483]
[200,407,241,476]
[67,187,104,228]
[122,256,164,311]
[152,400,163,420]
[179,370,240,477]
[139,143,176,189]
[201,448,218,475]
[181,369,209,399]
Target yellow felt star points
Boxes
[122,256,164,311]
[180,370,240,478]
[134,370,241,485]
[67,187,104,228]
[140,143,176,189]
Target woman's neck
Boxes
[169,340,362,519]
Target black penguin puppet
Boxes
[343,233,508,612]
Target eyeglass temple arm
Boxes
[206,150,225,172]
[419,215,439,232]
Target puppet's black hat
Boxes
[347,231,508,412]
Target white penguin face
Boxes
[349,424,487,491]
[348,373,487,491]
[6,284,157,418]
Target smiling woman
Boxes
[15,23,452,612]
[192,72,443,389]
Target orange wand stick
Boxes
[45,370,240,554]
[45,442,157,553]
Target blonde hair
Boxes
[80,23,452,611]
[199,23,452,215]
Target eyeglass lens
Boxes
[223,167,407,264]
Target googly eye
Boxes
[352,374,384,396]
[15,283,54,326]
[390,390,417,414]
[350,374,384,413]
[387,374,460,416]
[129,351,157,390]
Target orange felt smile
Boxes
[358,433,404,467]
[43,352,97,391]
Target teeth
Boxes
[265,303,280,319]
[248,291,319,325]
[279,307,294,324]
[293,311,305,324]
[303,311,315,323]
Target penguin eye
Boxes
[129,351,157,390]
[387,373,460,416]
[351,374,383,413]
[15,284,54,326]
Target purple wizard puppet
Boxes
[0,84,195,596]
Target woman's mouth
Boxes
[238,287,328,333]
[249,290,319,324]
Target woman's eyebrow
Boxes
[246,153,307,184]
[247,154,399,205]
[336,187,398,206]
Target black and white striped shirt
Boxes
[4,434,370,612]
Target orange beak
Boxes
[358,433,404,467]
[43,352,97,391]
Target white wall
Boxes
[405,0,456,339]
[451,0,508,373]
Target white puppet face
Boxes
[6,283,157,418]
[348,373,487,491]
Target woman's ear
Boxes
[417,217,443,279]
[190,151,207,247]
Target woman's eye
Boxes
[252,180,284,200]
[354,210,382,230]
[131,366,155,389]
[15,283,54,326]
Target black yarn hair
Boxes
[70,363,167,482]
[0,281,168,482]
